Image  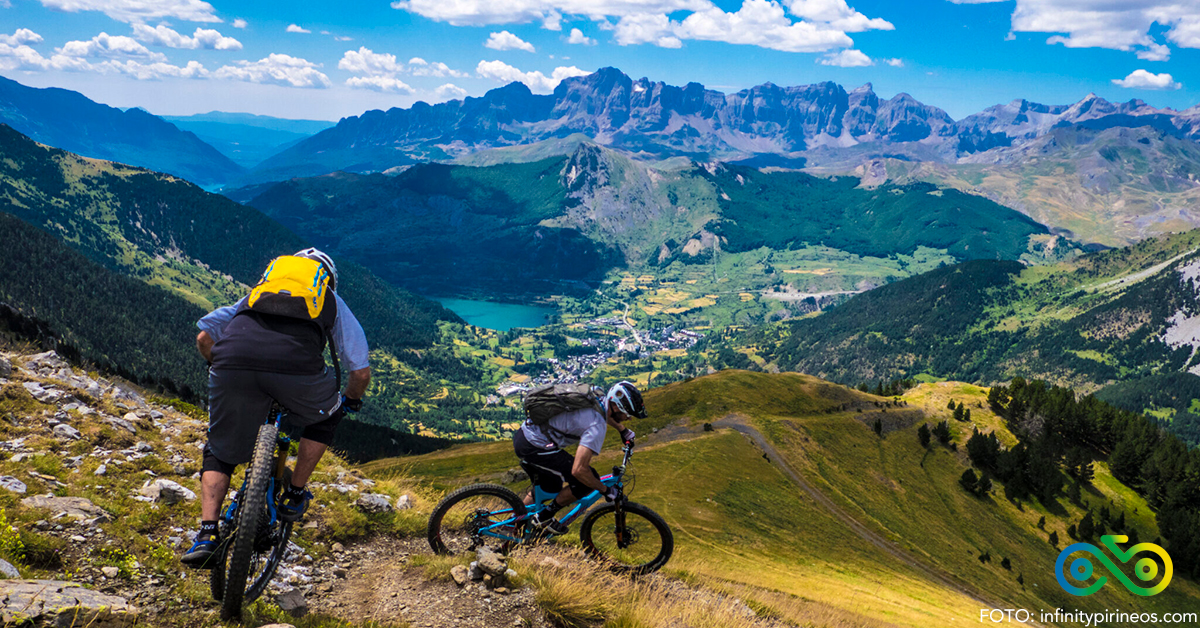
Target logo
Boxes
[1055,535,1173,597]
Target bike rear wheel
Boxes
[579,502,673,575]
[220,423,279,620]
[427,484,526,555]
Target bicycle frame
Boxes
[476,443,635,544]
[219,406,293,530]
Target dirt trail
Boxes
[706,413,1016,615]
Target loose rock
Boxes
[450,565,468,586]
[0,559,19,579]
[0,476,26,494]
[20,495,111,522]
[476,547,507,577]
[0,579,138,627]
[395,494,412,510]
[139,479,196,505]
[101,566,120,578]
[355,493,392,514]
[275,589,308,618]
[53,424,81,440]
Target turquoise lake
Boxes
[433,297,555,331]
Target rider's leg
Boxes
[201,470,232,520]
[291,438,327,487]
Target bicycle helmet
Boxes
[294,247,338,291]
[605,381,647,419]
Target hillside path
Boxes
[709,413,1016,615]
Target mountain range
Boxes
[0,74,244,186]
[251,67,1200,184]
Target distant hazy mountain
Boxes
[162,112,334,169]
[0,74,243,186]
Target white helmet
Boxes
[294,248,338,291]
[605,381,647,419]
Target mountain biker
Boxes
[181,248,371,568]
[513,381,645,535]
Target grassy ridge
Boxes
[382,370,1200,626]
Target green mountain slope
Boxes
[703,229,1200,445]
[374,371,1200,626]
[853,125,1200,248]
[0,74,243,186]
[245,140,1066,305]
[0,124,523,446]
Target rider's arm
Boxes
[344,366,370,400]
[571,445,608,493]
[196,331,215,363]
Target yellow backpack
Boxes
[245,255,337,328]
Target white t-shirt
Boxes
[520,403,608,455]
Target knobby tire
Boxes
[579,501,673,575]
[220,423,278,621]
[427,483,526,555]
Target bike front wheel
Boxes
[427,483,527,555]
[579,502,673,575]
[220,423,279,621]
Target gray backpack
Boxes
[523,383,602,426]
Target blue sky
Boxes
[1,0,1197,121]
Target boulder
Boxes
[21,495,111,522]
[475,547,507,577]
[26,351,67,371]
[499,468,529,484]
[450,565,468,586]
[0,476,26,494]
[105,415,137,434]
[139,479,196,505]
[22,382,62,404]
[53,424,82,440]
[395,494,412,510]
[0,357,10,378]
[354,493,392,514]
[0,579,138,627]
[274,589,307,618]
[0,559,19,578]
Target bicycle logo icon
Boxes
[1055,535,1173,597]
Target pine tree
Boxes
[954,403,966,422]
[1001,557,1012,570]
[1037,516,1046,530]
[1017,573,1024,587]
[1078,511,1095,539]
[933,421,952,445]
[918,424,932,448]
[977,473,993,496]
[948,399,957,410]
[873,418,883,437]
[1049,531,1059,547]
[960,469,979,493]
[964,408,972,422]
[1114,511,1126,531]
[1067,524,1078,539]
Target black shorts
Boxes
[513,429,598,500]
[204,367,343,471]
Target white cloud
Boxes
[37,0,220,23]
[393,0,888,53]
[0,39,209,80]
[475,59,587,93]
[58,32,165,61]
[213,54,331,88]
[339,47,405,75]
[785,0,893,32]
[286,24,311,34]
[953,0,1200,59]
[0,29,42,46]
[485,30,536,52]
[335,35,353,41]
[1111,69,1180,90]
[818,48,872,66]
[434,83,469,100]
[566,27,596,45]
[345,75,414,93]
[675,0,856,52]
[132,24,242,50]
[232,18,247,28]
[883,57,903,66]
[339,47,467,81]
[101,58,208,79]
[1136,42,1169,61]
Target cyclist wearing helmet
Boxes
[182,248,371,568]
[513,381,646,535]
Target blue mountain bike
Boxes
[426,442,673,575]
[209,402,296,621]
